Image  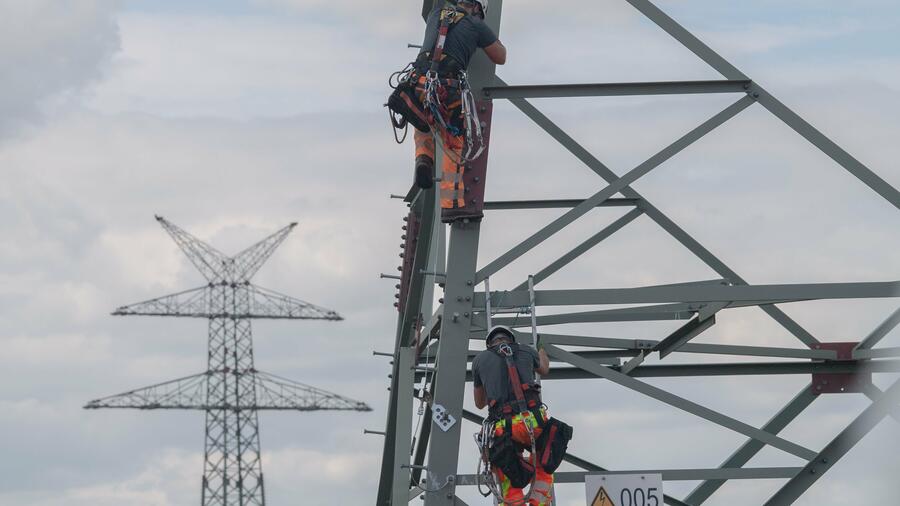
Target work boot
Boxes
[415,155,435,189]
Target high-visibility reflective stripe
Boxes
[493,409,549,432]
[440,187,464,199]
[414,131,435,159]
[530,480,553,506]
[496,470,528,504]
[440,198,465,209]
[532,480,552,493]
[440,175,465,209]
[507,411,540,427]
[435,131,465,210]
[441,172,463,183]
[500,474,511,496]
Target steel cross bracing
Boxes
[86,217,371,506]
[376,1,900,505]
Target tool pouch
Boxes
[489,433,535,488]
[387,75,431,133]
[534,418,573,474]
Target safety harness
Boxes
[488,342,544,421]
[475,341,574,505]
[473,342,542,503]
[387,2,486,163]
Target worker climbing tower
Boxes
[377,0,900,505]
[86,216,371,506]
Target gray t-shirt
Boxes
[472,345,540,406]
[419,5,498,70]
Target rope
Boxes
[390,108,409,144]
[388,62,415,90]
[388,63,416,145]
[412,331,434,445]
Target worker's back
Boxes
[418,3,498,71]
[472,344,540,406]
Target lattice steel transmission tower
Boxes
[377,1,900,505]
[86,216,371,506]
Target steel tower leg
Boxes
[422,1,503,498]
[391,348,416,503]
[378,187,439,505]
[203,286,265,506]
[423,220,483,505]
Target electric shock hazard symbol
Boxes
[585,473,663,506]
[591,487,615,506]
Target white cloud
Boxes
[5,448,200,506]
[0,333,112,367]
[96,229,184,289]
[0,0,120,137]
[86,11,411,118]
[702,19,864,55]
[264,446,379,484]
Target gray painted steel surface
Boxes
[377,1,900,504]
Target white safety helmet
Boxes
[485,325,513,346]
[460,0,488,16]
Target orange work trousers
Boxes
[492,410,554,505]
[414,129,465,210]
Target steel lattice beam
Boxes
[376,1,900,505]
[481,79,752,99]
[85,370,371,412]
[113,283,342,320]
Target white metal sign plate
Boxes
[585,473,663,506]
[432,403,457,432]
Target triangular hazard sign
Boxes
[592,486,615,506]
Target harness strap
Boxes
[417,51,464,76]
[489,398,545,425]
[430,6,465,75]
[400,91,431,128]
[496,343,530,415]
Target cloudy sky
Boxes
[2,0,899,505]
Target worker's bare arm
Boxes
[484,40,506,65]
[474,385,488,409]
[536,348,550,376]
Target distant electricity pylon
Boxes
[86,216,371,506]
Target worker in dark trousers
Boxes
[473,325,553,505]
[413,0,506,209]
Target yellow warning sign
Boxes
[591,487,615,506]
